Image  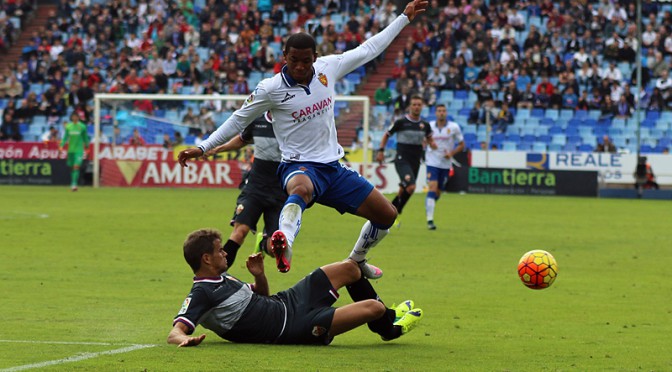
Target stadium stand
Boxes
[0,0,671,154]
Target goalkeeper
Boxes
[59,112,90,191]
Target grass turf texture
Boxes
[1,185,671,371]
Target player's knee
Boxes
[406,184,416,194]
[364,299,386,319]
[343,259,361,281]
[288,186,312,203]
[231,225,250,242]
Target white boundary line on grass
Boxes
[0,340,156,371]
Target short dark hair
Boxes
[410,95,424,102]
[284,33,317,54]
[435,103,446,109]
[183,229,222,273]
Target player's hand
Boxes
[246,253,265,276]
[376,150,385,164]
[178,148,204,167]
[403,0,428,21]
[178,334,206,347]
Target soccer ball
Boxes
[517,250,558,290]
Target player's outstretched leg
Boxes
[349,221,388,279]
[272,195,306,272]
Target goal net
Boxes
[92,93,372,188]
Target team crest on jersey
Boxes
[419,123,425,129]
[298,166,307,172]
[245,93,255,106]
[317,73,328,87]
[312,325,327,337]
[178,297,191,315]
[236,204,245,215]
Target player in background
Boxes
[178,0,429,279]
[203,112,286,267]
[376,96,436,227]
[424,104,464,230]
[59,112,89,191]
[168,228,423,347]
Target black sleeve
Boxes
[173,287,213,334]
[387,119,401,135]
[240,125,255,144]
[424,121,433,138]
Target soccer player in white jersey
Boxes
[424,104,464,230]
[178,0,429,279]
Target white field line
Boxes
[0,341,156,372]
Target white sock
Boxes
[349,221,389,262]
[279,203,303,247]
[426,196,436,222]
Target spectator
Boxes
[655,70,672,105]
[615,95,632,118]
[494,103,514,134]
[427,66,446,89]
[596,135,617,153]
[374,81,393,107]
[41,125,60,144]
[128,128,146,146]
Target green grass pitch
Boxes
[1,185,671,371]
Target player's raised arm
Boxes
[247,253,269,296]
[178,84,272,167]
[330,0,428,79]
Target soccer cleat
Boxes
[270,230,292,273]
[427,221,436,230]
[394,308,423,335]
[253,232,267,256]
[393,217,401,229]
[390,300,415,322]
[357,259,383,279]
[71,186,78,192]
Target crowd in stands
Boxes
[0,0,671,153]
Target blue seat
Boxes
[502,141,517,151]
[641,119,657,128]
[577,144,594,152]
[532,142,547,152]
[646,111,661,121]
[540,117,556,126]
[537,134,552,144]
[454,90,468,100]
[545,109,559,120]
[458,108,472,116]
[531,108,545,118]
[640,144,655,153]
[549,126,564,135]
[517,143,532,151]
[551,134,567,145]
[507,133,521,143]
[574,111,589,120]
[548,143,563,152]
[567,135,582,145]
[517,109,531,119]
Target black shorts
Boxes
[231,188,285,234]
[394,156,421,188]
[275,268,338,345]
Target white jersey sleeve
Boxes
[198,81,273,153]
[320,14,410,80]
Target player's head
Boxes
[435,104,447,121]
[408,95,424,118]
[183,229,227,274]
[284,33,318,84]
[70,112,79,122]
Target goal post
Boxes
[92,93,371,188]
